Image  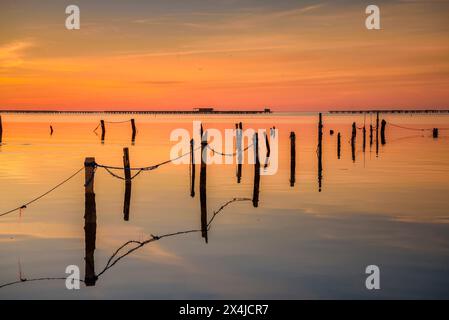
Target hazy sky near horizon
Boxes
[1,0,449,111]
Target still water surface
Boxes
[0,112,448,299]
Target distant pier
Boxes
[329,109,449,114]
[0,107,272,115]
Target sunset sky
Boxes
[1,0,448,111]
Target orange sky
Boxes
[1,0,448,111]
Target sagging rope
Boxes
[0,197,252,288]
[389,123,449,131]
[206,144,253,157]
[0,167,84,218]
[96,197,251,277]
[93,119,132,132]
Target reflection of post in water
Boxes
[123,147,132,221]
[317,113,323,192]
[376,112,379,156]
[252,133,260,207]
[351,122,356,162]
[263,131,271,169]
[290,132,296,187]
[131,118,136,144]
[236,122,243,183]
[84,157,97,286]
[190,138,195,198]
[337,132,341,159]
[363,125,366,153]
[200,128,208,243]
[380,119,387,145]
[100,120,106,143]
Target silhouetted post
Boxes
[84,157,97,286]
[290,132,296,187]
[330,130,334,135]
[376,112,379,156]
[363,125,366,152]
[123,147,131,221]
[370,124,373,147]
[100,120,105,142]
[50,125,54,135]
[236,122,243,183]
[190,138,195,197]
[200,131,208,243]
[0,116,2,144]
[337,132,341,159]
[433,128,439,138]
[131,118,136,143]
[252,133,260,207]
[380,119,387,145]
[318,113,323,192]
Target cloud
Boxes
[0,40,34,68]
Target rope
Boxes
[0,167,84,218]
[388,123,432,131]
[206,144,253,157]
[96,197,251,278]
[103,120,132,124]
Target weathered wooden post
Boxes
[290,132,296,187]
[131,118,136,143]
[190,138,195,197]
[123,147,131,221]
[433,128,439,138]
[376,112,380,156]
[252,133,260,207]
[200,130,208,243]
[236,122,243,183]
[100,120,106,142]
[380,119,387,145]
[363,125,366,152]
[337,132,341,159]
[318,113,323,192]
[84,157,97,286]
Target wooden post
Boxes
[337,132,341,159]
[190,138,195,197]
[433,128,439,138]
[100,120,106,142]
[252,133,260,207]
[84,157,97,286]
[290,132,296,187]
[50,125,54,135]
[200,131,208,243]
[236,122,243,183]
[0,115,2,144]
[123,148,131,221]
[380,119,387,145]
[370,124,373,147]
[363,125,366,152]
[376,112,379,156]
[318,113,323,192]
[131,118,136,143]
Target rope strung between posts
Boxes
[389,123,449,131]
[0,167,84,218]
[95,146,202,180]
[206,143,254,157]
[93,119,132,132]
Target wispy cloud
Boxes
[0,40,34,68]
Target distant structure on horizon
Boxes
[0,107,272,114]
